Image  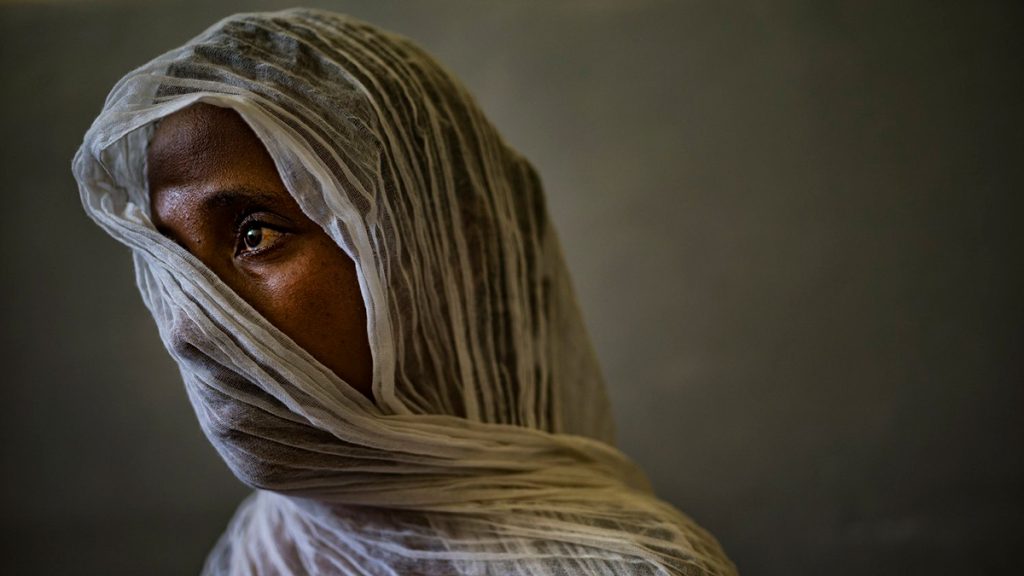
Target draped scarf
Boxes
[73,9,735,575]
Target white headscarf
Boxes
[73,9,735,575]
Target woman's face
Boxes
[146,103,373,395]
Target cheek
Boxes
[247,238,372,392]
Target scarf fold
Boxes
[73,9,735,575]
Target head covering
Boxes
[73,8,735,575]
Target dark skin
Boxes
[147,103,374,395]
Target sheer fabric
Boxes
[73,9,735,575]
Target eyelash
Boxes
[235,216,288,258]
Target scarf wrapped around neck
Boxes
[73,8,735,575]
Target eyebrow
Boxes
[150,184,295,249]
[200,186,286,213]
[192,186,295,230]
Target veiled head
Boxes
[72,9,734,574]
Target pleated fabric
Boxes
[73,9,736,575]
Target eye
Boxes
[237,222,285,256]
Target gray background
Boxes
[1,0,1021,574]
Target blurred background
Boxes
[1,0,1021,574]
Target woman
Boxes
[73,8,735,575]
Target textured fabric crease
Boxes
[73,8,735,575]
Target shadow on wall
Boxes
[0,0,1021,574]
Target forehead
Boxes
[147,103,275,189]
[145,103,294,229]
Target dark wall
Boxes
[1,1,1020,574]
